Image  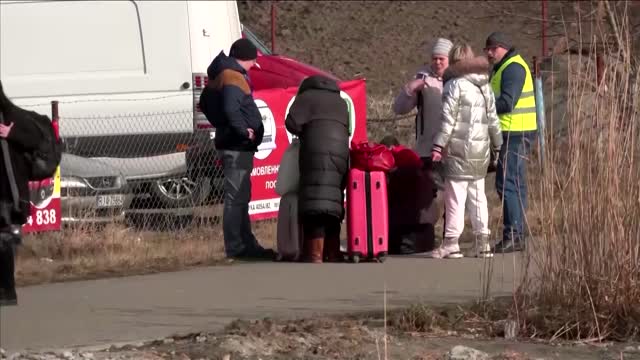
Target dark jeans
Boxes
[495,133,533,242]
[221,150,260,257]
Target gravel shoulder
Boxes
[3,315,640,360]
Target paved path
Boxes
[0,255,524,353]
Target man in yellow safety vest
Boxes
[484,32,537,253]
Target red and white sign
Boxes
[248,79,368,221]
[23,167,62,233]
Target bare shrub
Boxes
[367,94,416,146]
[516,1,640,341]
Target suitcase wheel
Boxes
[352,254,360,264]
[376,254,387,263]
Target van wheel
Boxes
[150,174,212,208]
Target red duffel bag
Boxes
[391,145,423,169]
[350,141,396,172]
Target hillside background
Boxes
[238,1,639,143]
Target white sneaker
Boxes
[475,242,494,258]
[474,236,494,258]
[426,246,464,259]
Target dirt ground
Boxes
[237,1,638,98]
[7,311,640,360]
[238,0,640,146]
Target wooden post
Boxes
[541,0,548,58]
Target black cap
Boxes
[229,38,258,61]
[486,32,512,50]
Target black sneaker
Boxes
[231,248,277,261]
[492,239,525,253]
[0,288,17,306]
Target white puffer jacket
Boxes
[433,60,503,180]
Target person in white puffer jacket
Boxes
[429,44,503,259]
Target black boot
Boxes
[0,287,17,306]
[0,242,17,306]
[492,238,525,253]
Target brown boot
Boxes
[304,236,324,263]
[323,233,343,262]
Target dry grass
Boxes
[15,219,277,286]
[389,299,514,338]
[512,2,640,342]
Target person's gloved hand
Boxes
[488,147,500,173]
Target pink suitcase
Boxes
[346,169,389,263]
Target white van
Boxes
[0,0,241,208]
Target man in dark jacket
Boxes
[485,32,538,253]
[285,75,350,263]
[0,80,41,305]
[199,39,273,260]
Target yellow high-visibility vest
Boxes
[490,54,537,132]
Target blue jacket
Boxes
[491,48,527,116]
[200,51,264,152]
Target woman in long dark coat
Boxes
[285,75,350,263]
[0,80,41,305]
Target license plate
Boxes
[96,194,124,208]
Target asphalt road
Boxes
[0,254,524,353]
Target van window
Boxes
[0,0,145,78]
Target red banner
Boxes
[23,168,62,233]
[248,79,368,221]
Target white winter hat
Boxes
[431,38,453,57]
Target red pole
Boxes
[541,0,548,58]
[271,2,277,54]
[596,53,604,87]
[51,101,60,140]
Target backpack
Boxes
[1,108,62,181]
[24,110,63,181]
[199,86,226,128]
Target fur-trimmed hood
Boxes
[443,56,491,85]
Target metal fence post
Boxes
[51,100,60,141]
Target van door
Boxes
[1,0,193,158]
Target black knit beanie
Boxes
[229,38,258,61]
[485,32,512,50]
